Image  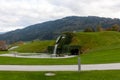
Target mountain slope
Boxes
[0,16,120,43]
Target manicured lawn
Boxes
[81,47,120,64]
[0,70,119,80]
[0,71,80,80]
[2,31,118,65]
[0,56,78,65]
[0,44,120,65]
[0,51,8,54]
[77,70,120,80]
[0,46,120,65]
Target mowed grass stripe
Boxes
[0,70,119,80]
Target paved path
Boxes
[0,63,119,71]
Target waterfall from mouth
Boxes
[52,44,58,56]
[52,36,62,57]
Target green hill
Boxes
[4,31,120,64]
[13,31,120,53]
[14,40,54,53]
[71,31,120,64]
[3,31,119,65]
[11,31,120,52]
[71,31,120,52]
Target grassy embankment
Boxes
[72,31,120,50]
[14,31,120,53]
[0,70,119,80]
[13,40,54,53]
[0,31,119,65]
[74,31,120,64]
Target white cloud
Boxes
[0,0,120,32]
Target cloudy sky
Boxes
[0,0,120,32]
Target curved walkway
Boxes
[0,63,119,71]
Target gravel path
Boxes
[0,63,119,71]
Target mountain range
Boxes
[0,16,120,43]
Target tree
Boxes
[111,24,120,31]
[84,27,95,32]
[59,32,74,46]
[0,41,8,51]
[96,24,103,32]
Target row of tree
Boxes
[84,24,120,32]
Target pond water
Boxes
[0,53,76,59]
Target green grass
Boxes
[0,56,78,65]
[0,31,118,65]
[0,46,120,65]
[0,70,119,80]
[14,31,120,53]
[0,51,8,54]
[81,47,120,64]
[0,44,120,65]
[73,31,120,49]
[14,40,54,53]
[3,43,120,65]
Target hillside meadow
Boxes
[13,40,54,53]
[13,31,120,53]
[72,31,120,51]
[0,31,116,65]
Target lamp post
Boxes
[78,48,81,72]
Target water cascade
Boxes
[52,44,58,56]
[52,35,64,57]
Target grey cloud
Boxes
[0,0,120,32]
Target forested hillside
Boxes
[0,16,120,43]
